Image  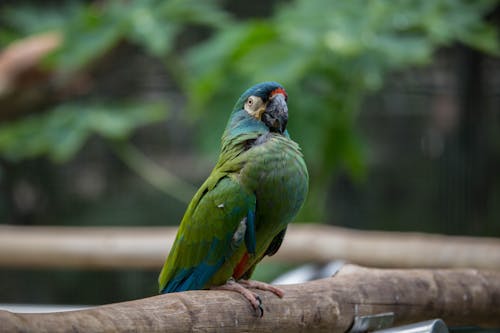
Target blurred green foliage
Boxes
[187,0,499,220]
[1,0,228,61]
[0,102,166,162]
[0,0,498,222]
[0,0,227,202]
[0,0,227,158]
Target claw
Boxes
[255,295,264,318]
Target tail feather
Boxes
[160,261,222,293]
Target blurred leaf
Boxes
[0,2,82,36]
[460,23,500,55]
[0,102,168,162]
[127,4,179,57]
[127,0,230,57]
[45,5,127,71]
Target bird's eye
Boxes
[243,95,264,117]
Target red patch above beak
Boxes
[270,87,288,101]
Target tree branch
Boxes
[0,224,499,270]
[0,265,498,332]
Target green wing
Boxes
[158,173,256,293]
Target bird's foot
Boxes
[211,279,283,317]
[238,279,285,298]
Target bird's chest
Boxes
[240,134,308,228]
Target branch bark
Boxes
[0,224,499,270]
[0,265,499,332]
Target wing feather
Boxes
[158,175,255,293]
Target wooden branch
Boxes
[0,225,169,269]
[0,265,498,332]
[0,224,499,270]
[280,225,500,270]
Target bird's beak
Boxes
[262,93,288,134]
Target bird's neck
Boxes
[221,110,268,146]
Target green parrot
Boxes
[158,81,308,315]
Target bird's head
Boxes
[233,81,289,134]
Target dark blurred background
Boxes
[0,0,499,306]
